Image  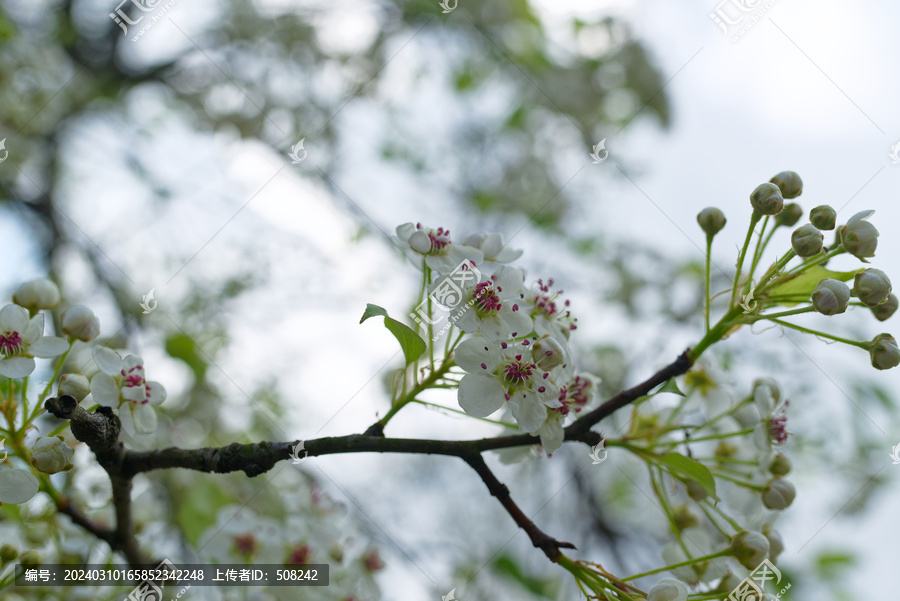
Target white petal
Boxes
[480,234,504,259]
[848,210,875,223]
[492,266,526,295]
[461,232,487,248]
[22,314,45,344]
[494,247,523,262]
[29,336,69,358]
[499,310,534,338]
[458,375,506,417]
[0,468,40,504]
[0,357,35,378]
[93,347,123,375]
[122,355,144,372]
[90,373,121,407]
[395,222,416,242]
[133,404,158,434]
[509,391,548,433]
[146,381,167,405]
[121,385,146,403]
[454,338,500,373]
[118,407,135,437]
[0,304,28,333]
[539,414,564,454]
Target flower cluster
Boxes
[397,222,597,454]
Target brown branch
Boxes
[46,350,694,566]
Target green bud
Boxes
[853,268,892,307]
[774,202,803,227]
[762,478,796,510]
[791,224,824,257]
[673,505,699,531]
[872,293,898,322]
[869,333,900,370]
[0,544,18,562]
[839,210,879,261]
[750,182,784,216]
[697,207,727,237]
[18,550,42,566]
[769,453,792,476]
[810,204,836,230]
[769,170,803,199]
[685,478,708,502]
[729,531,770,570]
[811,278,850,316]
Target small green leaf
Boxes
[360,304,426,365]
[767,265,863,305]
[660,453,717,500]
[658,378,685,397]
[359,303,388,324]
[384,317,426,365]
[165,333,208,381]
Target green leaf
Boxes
[165,333,208,381]
[492,553,560,598]
[658,378,685,397]
[384,317,426,365]
[660,453,717,500]
[766,265,864,305]
[360,304,426,365]
[359,303,388,323]
[177,479,234,547]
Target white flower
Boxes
[30,436,74,474]
[527,278,577,342]
[752,378,789,449]
[90,347,166,436]
[455,336,563,432]
[444,265,533,341]
[648,578,688,601]
[58,373,91,401]
[0,304,69,378]
[538,409,565,454]
[61,305,100,342]
[12,279,60,313]
[461,232,523,265]
[395,222,483,274]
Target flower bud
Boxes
[648,578,688,601]
[18,550,42,566]
[729,531,770,570]
[12,279,61,313]
[811,278,850,316]
[765,528,784,560]
[61,305,100,342]
[853,269,892,307]
[762,478,796,510]
[30,436,75,474]
[774,202,803,228]
[750,182,784,216]
[839,210,879,260]
[769,171,803,199]
[673,505,699,531]
[769,453,792,476]
[532,337,566,371]
[791,224,824,258]
[58,374,91,402]
[685,478,708,502]
[0,544,18,562]
[697,207,727,237]
[810,205,836,230]
[868,333,900,370]
[871,293,898,322]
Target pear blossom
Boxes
[12,279,60,313]
[528,278,577,341]
[461,232,523,265]
[752,378,789,449]
[0,304,69,378]
[30,436,74,474]
[61,305,100,342]
[439,265,533,341]
[394,222,483,274]
[90,347,166,436]
[455,336,564,432]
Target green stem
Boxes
[783,245,845,275]
[690,305,744,361]
[704,234,713,333]
[621,549,732,581]
[376,359,455,430]
[747,215,771,281]
[744,305,815,324]
[38,341,74,403]
[769,319,868,348]
[731,211,762,308]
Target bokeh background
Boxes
[1,0,898,599]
